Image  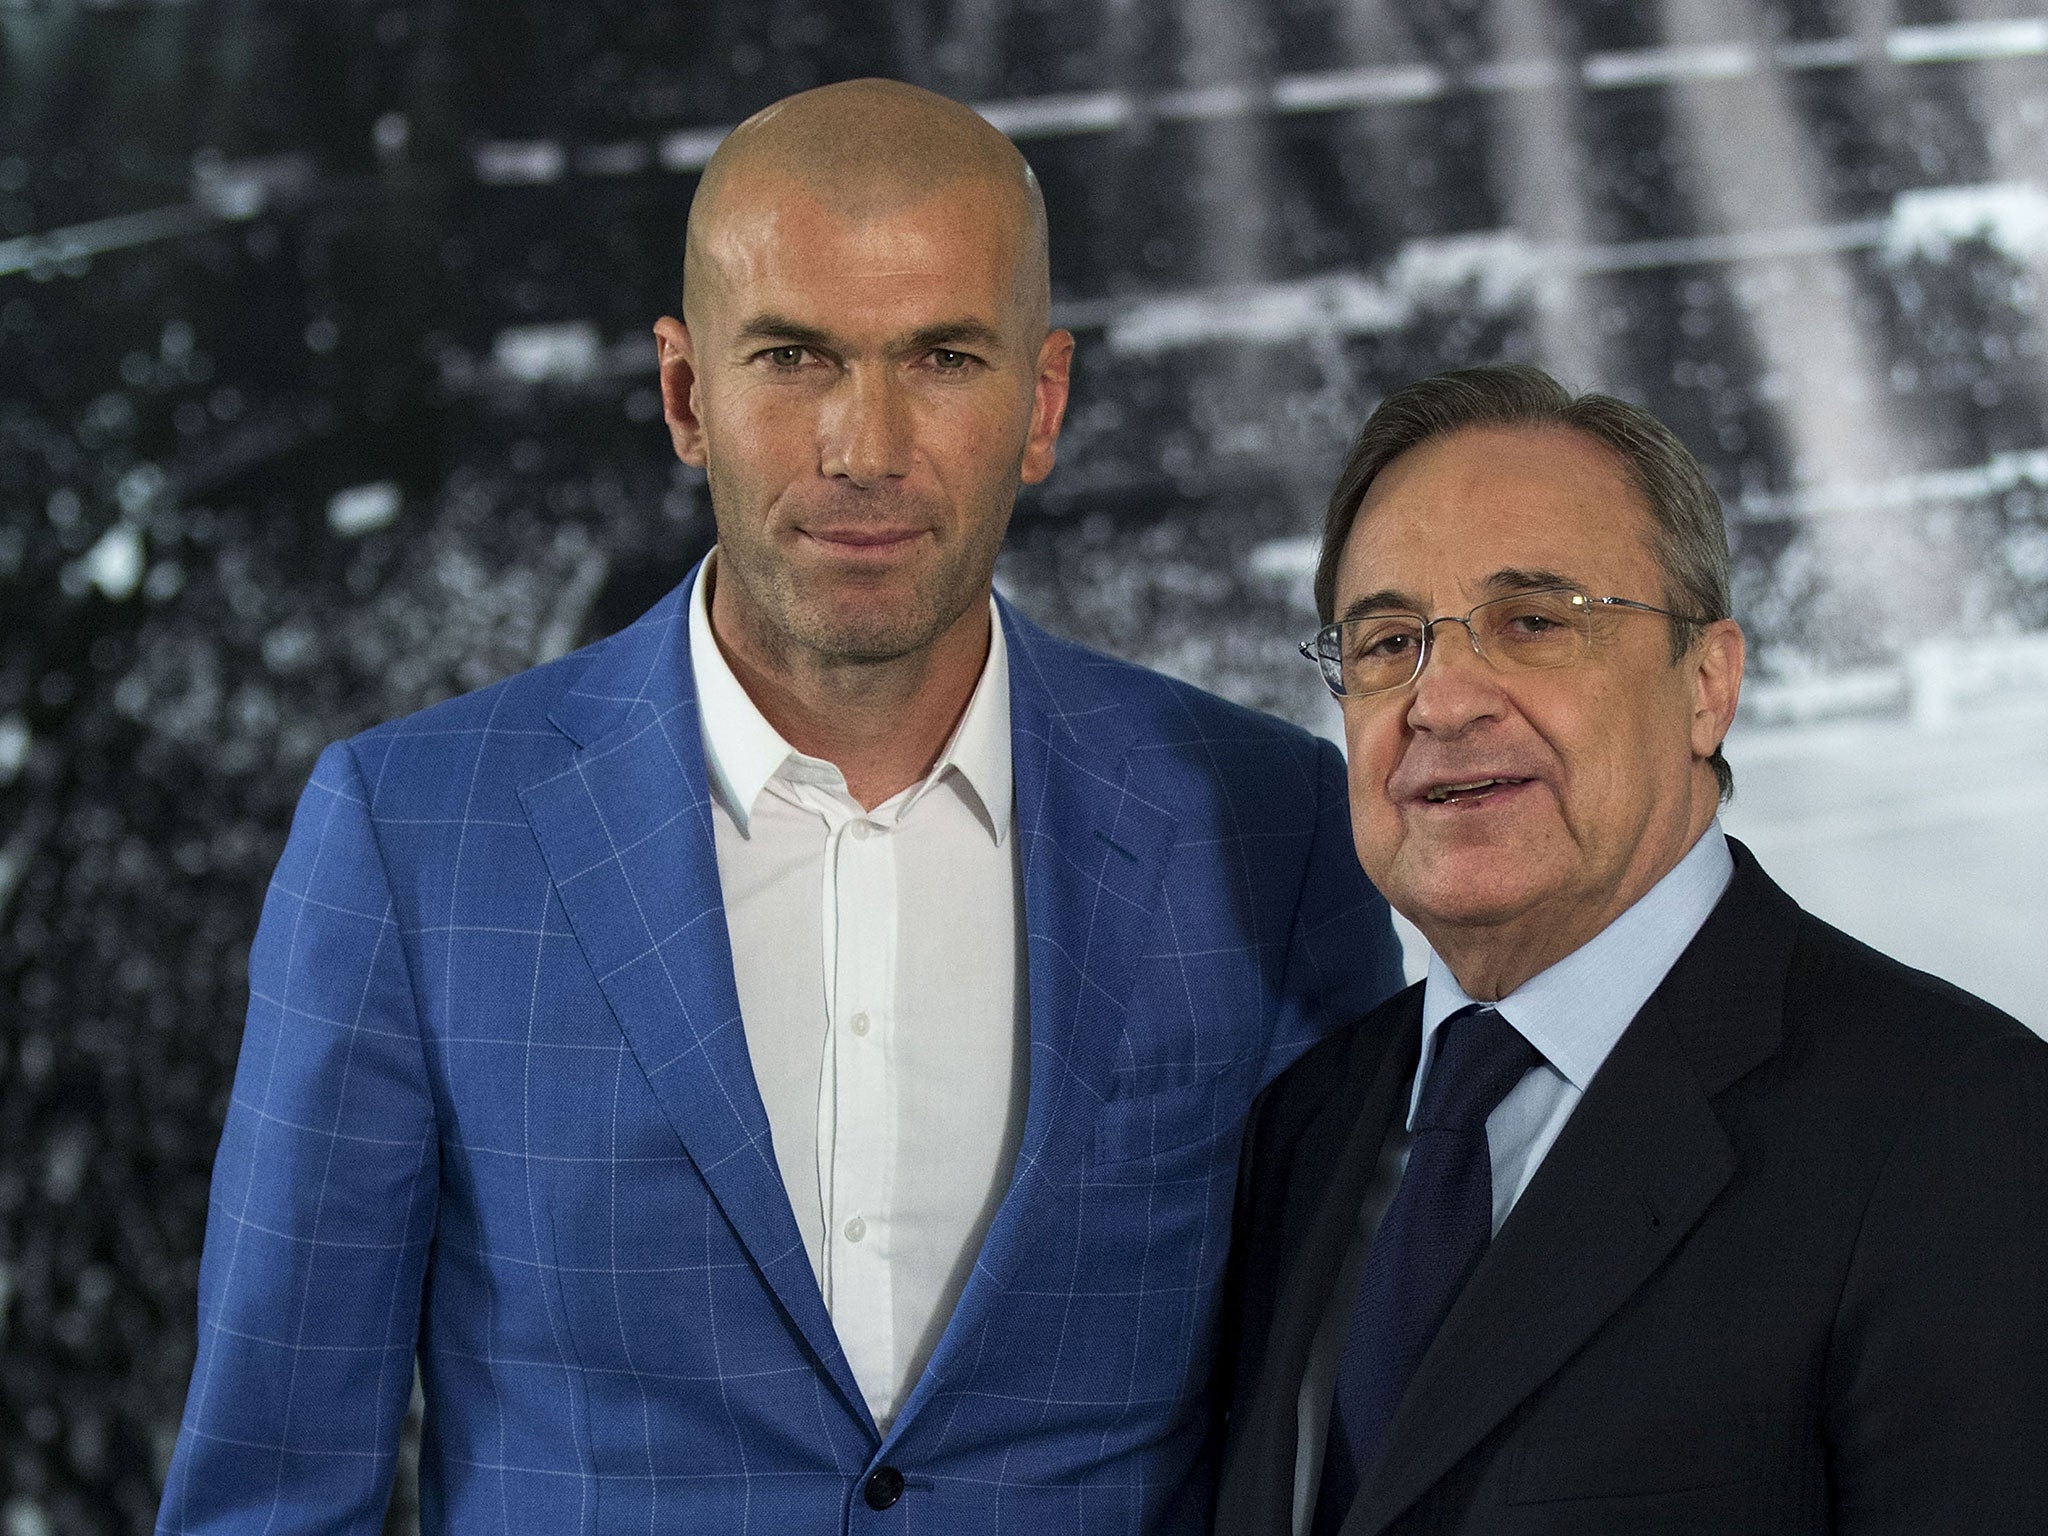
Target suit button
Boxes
[863,1467,904,1510]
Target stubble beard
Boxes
[708,468,1015,672]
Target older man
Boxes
[157,81,1403,1533]
[1215,365,2048,1536]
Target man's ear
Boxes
[653,316,707,467]
[1689,617,1745,762]
[1019,328,1074,486]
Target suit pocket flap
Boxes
[1092,1069,1247,1166]
[1506,1408,1778,1504]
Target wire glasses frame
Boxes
[1299,586,1705,698]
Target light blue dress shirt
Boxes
[1413,821,1736,1233]
[1290,823,1736,1534]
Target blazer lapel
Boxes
[1217,993,1421,1536]
[1341,843,1794,1536]
[517,567,871,1430]
[890,607,1177,1423]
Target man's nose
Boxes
[820,368,913,487]
[1404,618,1505,734]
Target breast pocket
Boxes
[1092,1062,1253,1167]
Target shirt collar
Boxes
[687,551,1013,844]
[1410,821,1735,1129]
[932,603,1013,844]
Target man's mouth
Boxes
[804,526,926,548]
[1422,777,1531,805]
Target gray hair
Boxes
[1315,363,1735,800]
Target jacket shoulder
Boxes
[330,640,602,820]
[1785,909,2039,1097]
[1785,905,2038,1065]
[356,639,599,745]
[1004,606,1332,771]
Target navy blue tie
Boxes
[1313,1006,1541,1535]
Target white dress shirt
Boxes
[689,556,1028,1433]
[1291,825,1735,1532]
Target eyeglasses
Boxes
[1299,586,1704,698]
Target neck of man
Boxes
[709,569,993,812]
[1421,786,1720,1002]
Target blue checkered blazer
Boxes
[158,566,1403,1534]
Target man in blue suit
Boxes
[159,79,1402,1534]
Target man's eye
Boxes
[1344,622,1419,661]
[763,346,809,368]
[931,349,971,369]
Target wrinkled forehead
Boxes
[1338,425,1664,605]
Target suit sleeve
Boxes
[157,742,439,1534]
[1265,735,1405,1085]
[1825,1027,2048,1535]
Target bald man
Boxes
[158,81,1402,1535]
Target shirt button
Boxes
[850,820,874,840]
[864,1467,905,1510]
[843,1215,866,1243]
[850,1011,870,1037]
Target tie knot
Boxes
[1413,1006,1542,1133]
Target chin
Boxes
[1385,849,1562,939]
[793,596,955,664]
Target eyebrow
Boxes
[900,319,1005,354]
[1337,567,1583,622]
[733,314,836,350]
[1339,588,1426,622]
[730,314,1006,356]
[1486,566,1580,595]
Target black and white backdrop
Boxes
[4,1,2047,1528]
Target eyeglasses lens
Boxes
[1330,617,1426,696]
[1470,591,1592,670]
[1323,591,1595,696]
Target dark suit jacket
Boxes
[1215,839,2048,1535]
